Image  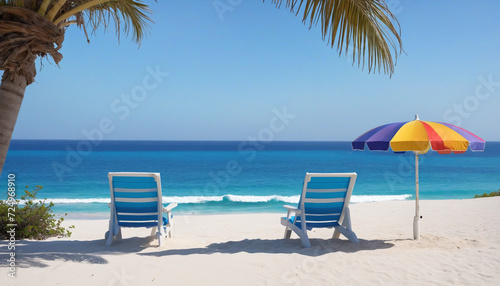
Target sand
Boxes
[2,197,500,285]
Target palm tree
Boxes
[0,0,403,174]
[0,0,152,174]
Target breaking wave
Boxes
[12,194,412,205]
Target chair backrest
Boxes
[297,173,357,229]
[108,172,163,228]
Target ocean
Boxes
[1,140,499,217]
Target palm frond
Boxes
[52,0,151,44]
[37,0,52,16]
[269,0,403,75]
[0,0,53,12]
[83,0,152,43]
[45,0,67,21]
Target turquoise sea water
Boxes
[1,140,499,216]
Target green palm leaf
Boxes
[53,0,152,44]
[80,0,152,43]
[269,0,403,75]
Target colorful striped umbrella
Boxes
[352,115,485,239]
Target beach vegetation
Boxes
[474,189,500,198]
[0,185,74,240]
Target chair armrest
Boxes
[163,202,178,213]
[283,205,301,221]
[283,205,301,214]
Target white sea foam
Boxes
[10,194,412,205]
[223,195,300,203]
[14,198,111,204]
[162,195,300,204]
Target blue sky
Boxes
[9,0,500,141]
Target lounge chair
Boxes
[281,172,359,248]
[105,172,177,246]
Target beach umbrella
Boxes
[352,115,485,239]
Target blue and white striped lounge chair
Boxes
[105,172,177,246]
[281,173,359,248]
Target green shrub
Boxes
[474,189,500,198]
[0,185,74,240]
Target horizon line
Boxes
[10,139,355,142]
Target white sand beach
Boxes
[2,197,500,285]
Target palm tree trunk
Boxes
[0,62,34,175]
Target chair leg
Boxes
[156,232,163,247]
[105,230,114,246]
[150,227,156,236]
[334,207,355,240]
[284,229,292,239]
[333,225,359,243]
[297,230,311,248]
[116,227,122,239]
[333,229,341,239]
[287,224,310,248]
[165,214,173,238]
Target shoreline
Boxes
[2,198,499,285]
[55,197,491,219]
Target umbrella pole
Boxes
[413,153,420,239]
